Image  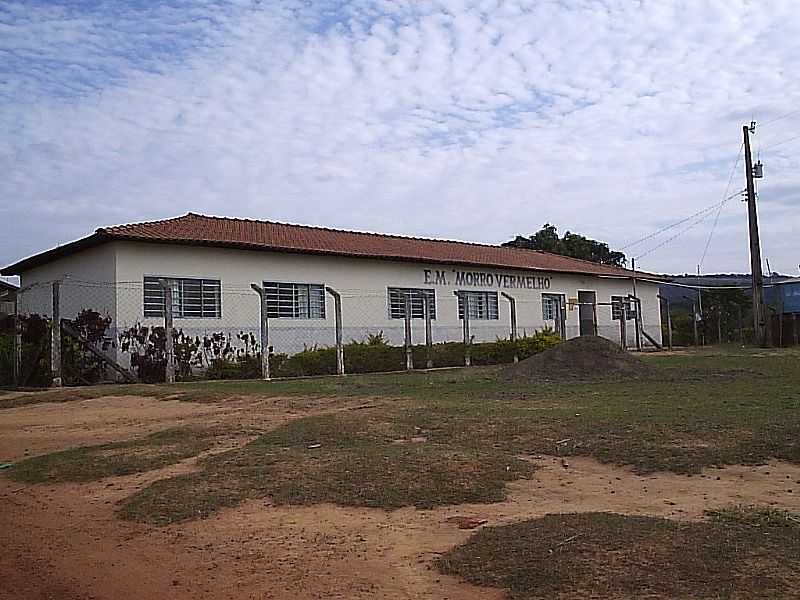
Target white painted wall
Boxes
[18,240,662,356]
[114,242,663,352]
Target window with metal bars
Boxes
[143,276,221,318]
[387,287,436,319]
[457,291,498,320]
[263,282,325,319]
[611,295,636,320]
[542,293,562,321]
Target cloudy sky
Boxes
[2,0,799,280]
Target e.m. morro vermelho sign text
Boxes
[424,269,551,290]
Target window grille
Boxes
[144,276,221,318]
[263,282,326,319]
[457,291,498,320]
[387,288,436,319]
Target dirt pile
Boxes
[502,335,653,381]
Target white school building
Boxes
[2,213,662,354]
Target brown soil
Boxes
[502,335,653,381]
[2,395,800,600]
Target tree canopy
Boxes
[503,224,627,267]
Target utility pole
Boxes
[743,122,768,346]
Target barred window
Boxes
[542,294,562,320]
[388,288,436,319]
[143,276,221,318]
[457,291,498,320]
[264,282,325,319]
[611,295,636,320]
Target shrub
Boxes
[201,329,561,380]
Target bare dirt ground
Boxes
[2,394,800,600]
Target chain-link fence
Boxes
[1,279,655,388]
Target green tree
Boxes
[503,224,627,267]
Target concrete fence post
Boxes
[423,291,433,369]
[50,280,62,387]
[12,294,21,388]
[160,280,175,383]
[251,284,271,380]
[325,286,344,376]
[500,292,518,363]
[456,291,472,367]
[403,293,413,371]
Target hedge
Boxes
[205,329,561,380]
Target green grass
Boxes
[7,427,224,483]
[438,509,800,599]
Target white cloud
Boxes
[1,0,800,275]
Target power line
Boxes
[760,132,800,152]
[759,108,800,128]
[622,142,744,259]
[634,190,741,261]
[699,143,744,268]
[620,198,729,251]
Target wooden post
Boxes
[778,286,785,347]
[403,293,413,371]
[737,304,744,344]
[793,313,798,346]
[692,301,699,346]
[325,287,344,376]
[618,300,627,350]
[717,307,723,345]
[161,281,175,383]
[423,291,433,369]
[50,281,62,387]
[251,284,271,380]
[592,301,598,337]
[666,297,673,351]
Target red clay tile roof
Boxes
[3,213,645,278]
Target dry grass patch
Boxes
[6,427,224,483]
[438,509,800,599]
[117,411,534,525]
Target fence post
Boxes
[794,313,798,346]
[456,292,471,367]
[500,292,518,362]
[50,281,62,387]
[13,295,22,388]
[592,300,598,336]
[403,293,413,371]
[617,300,627,350]
[325,286,344,376]
[423,291,433,369]
[161,280,175,383]
[251,284,271,380]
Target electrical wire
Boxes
[699,144,744,269]
[759,108,800,128]
[760,132,800,152]
[634,190,741,261]
[621,142,744,263]
[620,198,730,251]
